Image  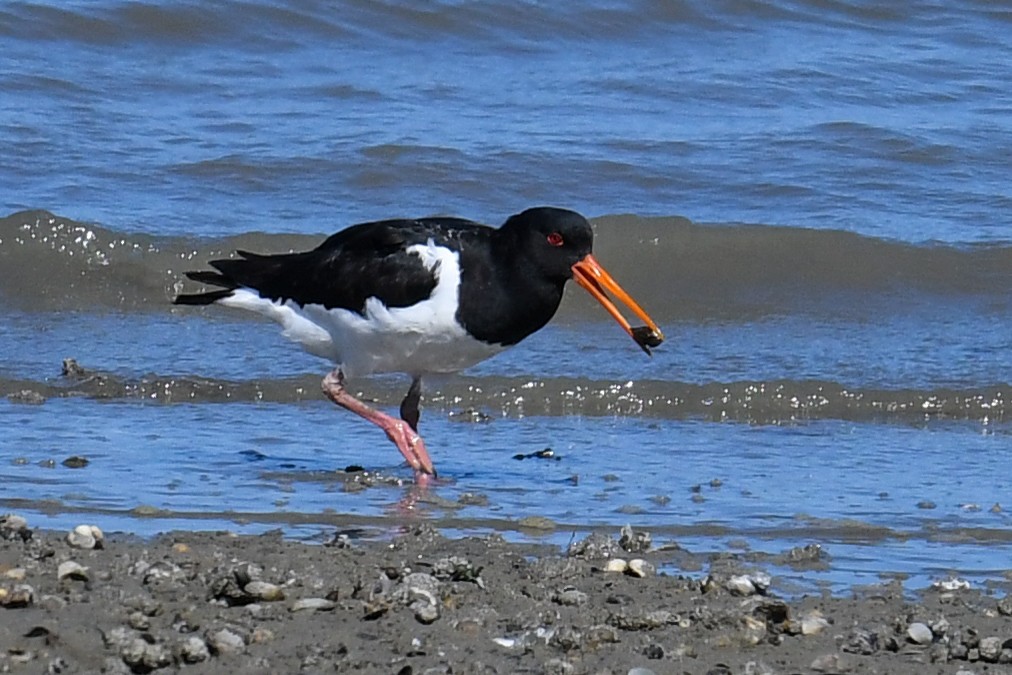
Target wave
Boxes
[1,1,997,49]
[0,210,1008,318]
[2,360,1007,425]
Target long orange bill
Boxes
[571,253,665,355]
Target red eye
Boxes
[547,232,564,247]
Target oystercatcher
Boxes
[174,207,663,480]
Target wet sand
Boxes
[2,514,1010,674]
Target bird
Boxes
[174,206,663,481]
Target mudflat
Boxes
[1,514,1010,674]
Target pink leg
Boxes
[321,369,436,479]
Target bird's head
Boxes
[503,207,665,355]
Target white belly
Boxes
[218,240,506,378]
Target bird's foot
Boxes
[385,421,436,479]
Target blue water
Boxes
[3,1,1011,243]
[1,0,1011,593]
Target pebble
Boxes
[3,567,27,581]
[127,611,150,630]
[801,612,830,636]
[608,609,677,631]
[725,575,757,596]
[67,524,104,550]
[932,577,971,592]
[412,599,440,624]
[121,639,172,671]
[997,595,1012,616]
[244,580,285,601]
[0,584,34,608]
[8,389,46,404]
[604,558,628,573]
[552,587,589,606]
[516,515,556,530]
[57,561,90,582]
[842,628,879,655]
[179,636,210,663]
[618,524,652,553]
[741,615,767,645]
[206,627,246,654]
[811,653,851,673]
[978,636,1002,662]
[626,559,654,578]
[907,622,933,644]
[0,514,29,538]
[567,532,620,559]
[291,598,336,612]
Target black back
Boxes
[175,207,596,348]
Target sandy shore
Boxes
[1,513,1009,674]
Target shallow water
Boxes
[2,0,1011,593]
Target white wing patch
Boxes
[218,240,504,378]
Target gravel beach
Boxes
[2,514,1011,674]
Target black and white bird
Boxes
[174,207,663,481]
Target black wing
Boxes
[175,218,485,314]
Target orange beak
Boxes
[571,253,665,355]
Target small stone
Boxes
[8,390,45,404]
[127,611,150,630]
[62,358,87,377]
[785,543,824,563]
[250,627,274,644]
[626,559,654,578]
[140,643,172,670]
[726,575,757,596]
[604,558,628,573]
[585,624,620,646]
[412,599,440,624]
[801,612,830,636]
[749,571,772,593]
[932,577,971,592]
[643,643,664,659]
[552,587,588,606]
[568,532,619,559]
[842,628,879,655]
[0,514,29,538]
[543,658,575,675]
[979,636,1002,662]
[0,584,34,608]
[907,622,933,645]
[997,595,1012,616]
[66,524,103,550]
[741,615,766,645]
[231,562,263,586]
[179,636,210,664]
[917,500,937,509]
[61,456,89,469]
[57,561,89,582]
[206,628,245,655]
[811,653,851,672]
[3,567,27,581]
[619,524,652,553]
[244,581,285,601]
[517,515,556,530]
[291,597,336,612]
[121,638,149,668]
